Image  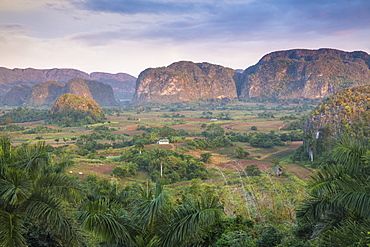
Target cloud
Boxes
[1,0,370,77]
[67,0,370,46]
[0,23,31,35]
[73,0,203,14]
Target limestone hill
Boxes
[49,94,106,126]
[302,85,370,161]
[238,48,370,100]
[305,85,370,139]
[132,61,238,104]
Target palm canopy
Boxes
[297,135,370,244]
[159,194,224,247]
[0,136,83,247]
[78,180,224,247]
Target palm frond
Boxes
[160,194,223,247]
[76,198,133,245]
[296,198,346,222]
[132,181,173,231]
[0,136,12,177]
[14,142,52,178]
[0,169,32,205]
[331,135,368,172]
[333,191,370,220]
[0,210,26,247]
[319,219,370,246]
[35,173,83,202]
[20,192,80,245]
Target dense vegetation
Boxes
[296,135,370,246]
[0,107,49,124]
[3,133,368,246]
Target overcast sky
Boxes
[1,0,369,77]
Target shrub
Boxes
[256,227,283,247]
[244,164,261,176]
[112,162,138,178]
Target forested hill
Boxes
[303,85,370,160]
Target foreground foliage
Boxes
[0,137,83,246]
[297,135,370,245]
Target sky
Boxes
[1,0,370,77]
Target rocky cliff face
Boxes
[238,48,370,100]
[0,67,136,100]
[132,61,238,104]
[3,78,118,107]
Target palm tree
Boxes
[76,198,135,246]
[159,194,224,247]
[152,149,168,177]
[77,180,224,247]
[297,135,370,244]
[79,134,88,145]
[0,137,83,247]
[135,142,145,154]
[132,180,173,245]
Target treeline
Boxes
[118,148,208,183]
[0,107,49,124]
[47,109,106,127]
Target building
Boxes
[157,139,170,144]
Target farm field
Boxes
[0,102,313,182]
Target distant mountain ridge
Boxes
[2,48,370,106]
[2,78,118,107]
[0,67,137,100]
[132,48,370,104]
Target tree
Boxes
[77,179,224,247]
[200,152,212,163]
[160,194,224,246]
[0,137,83,246]
[202,124,224,140]
[244,164,261,176]
[134,142,145,154]
[63,137,68,144]
[152,149,168,178]
[106,134,116,145]
[297,135,370,245]
[234,146,250,159]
